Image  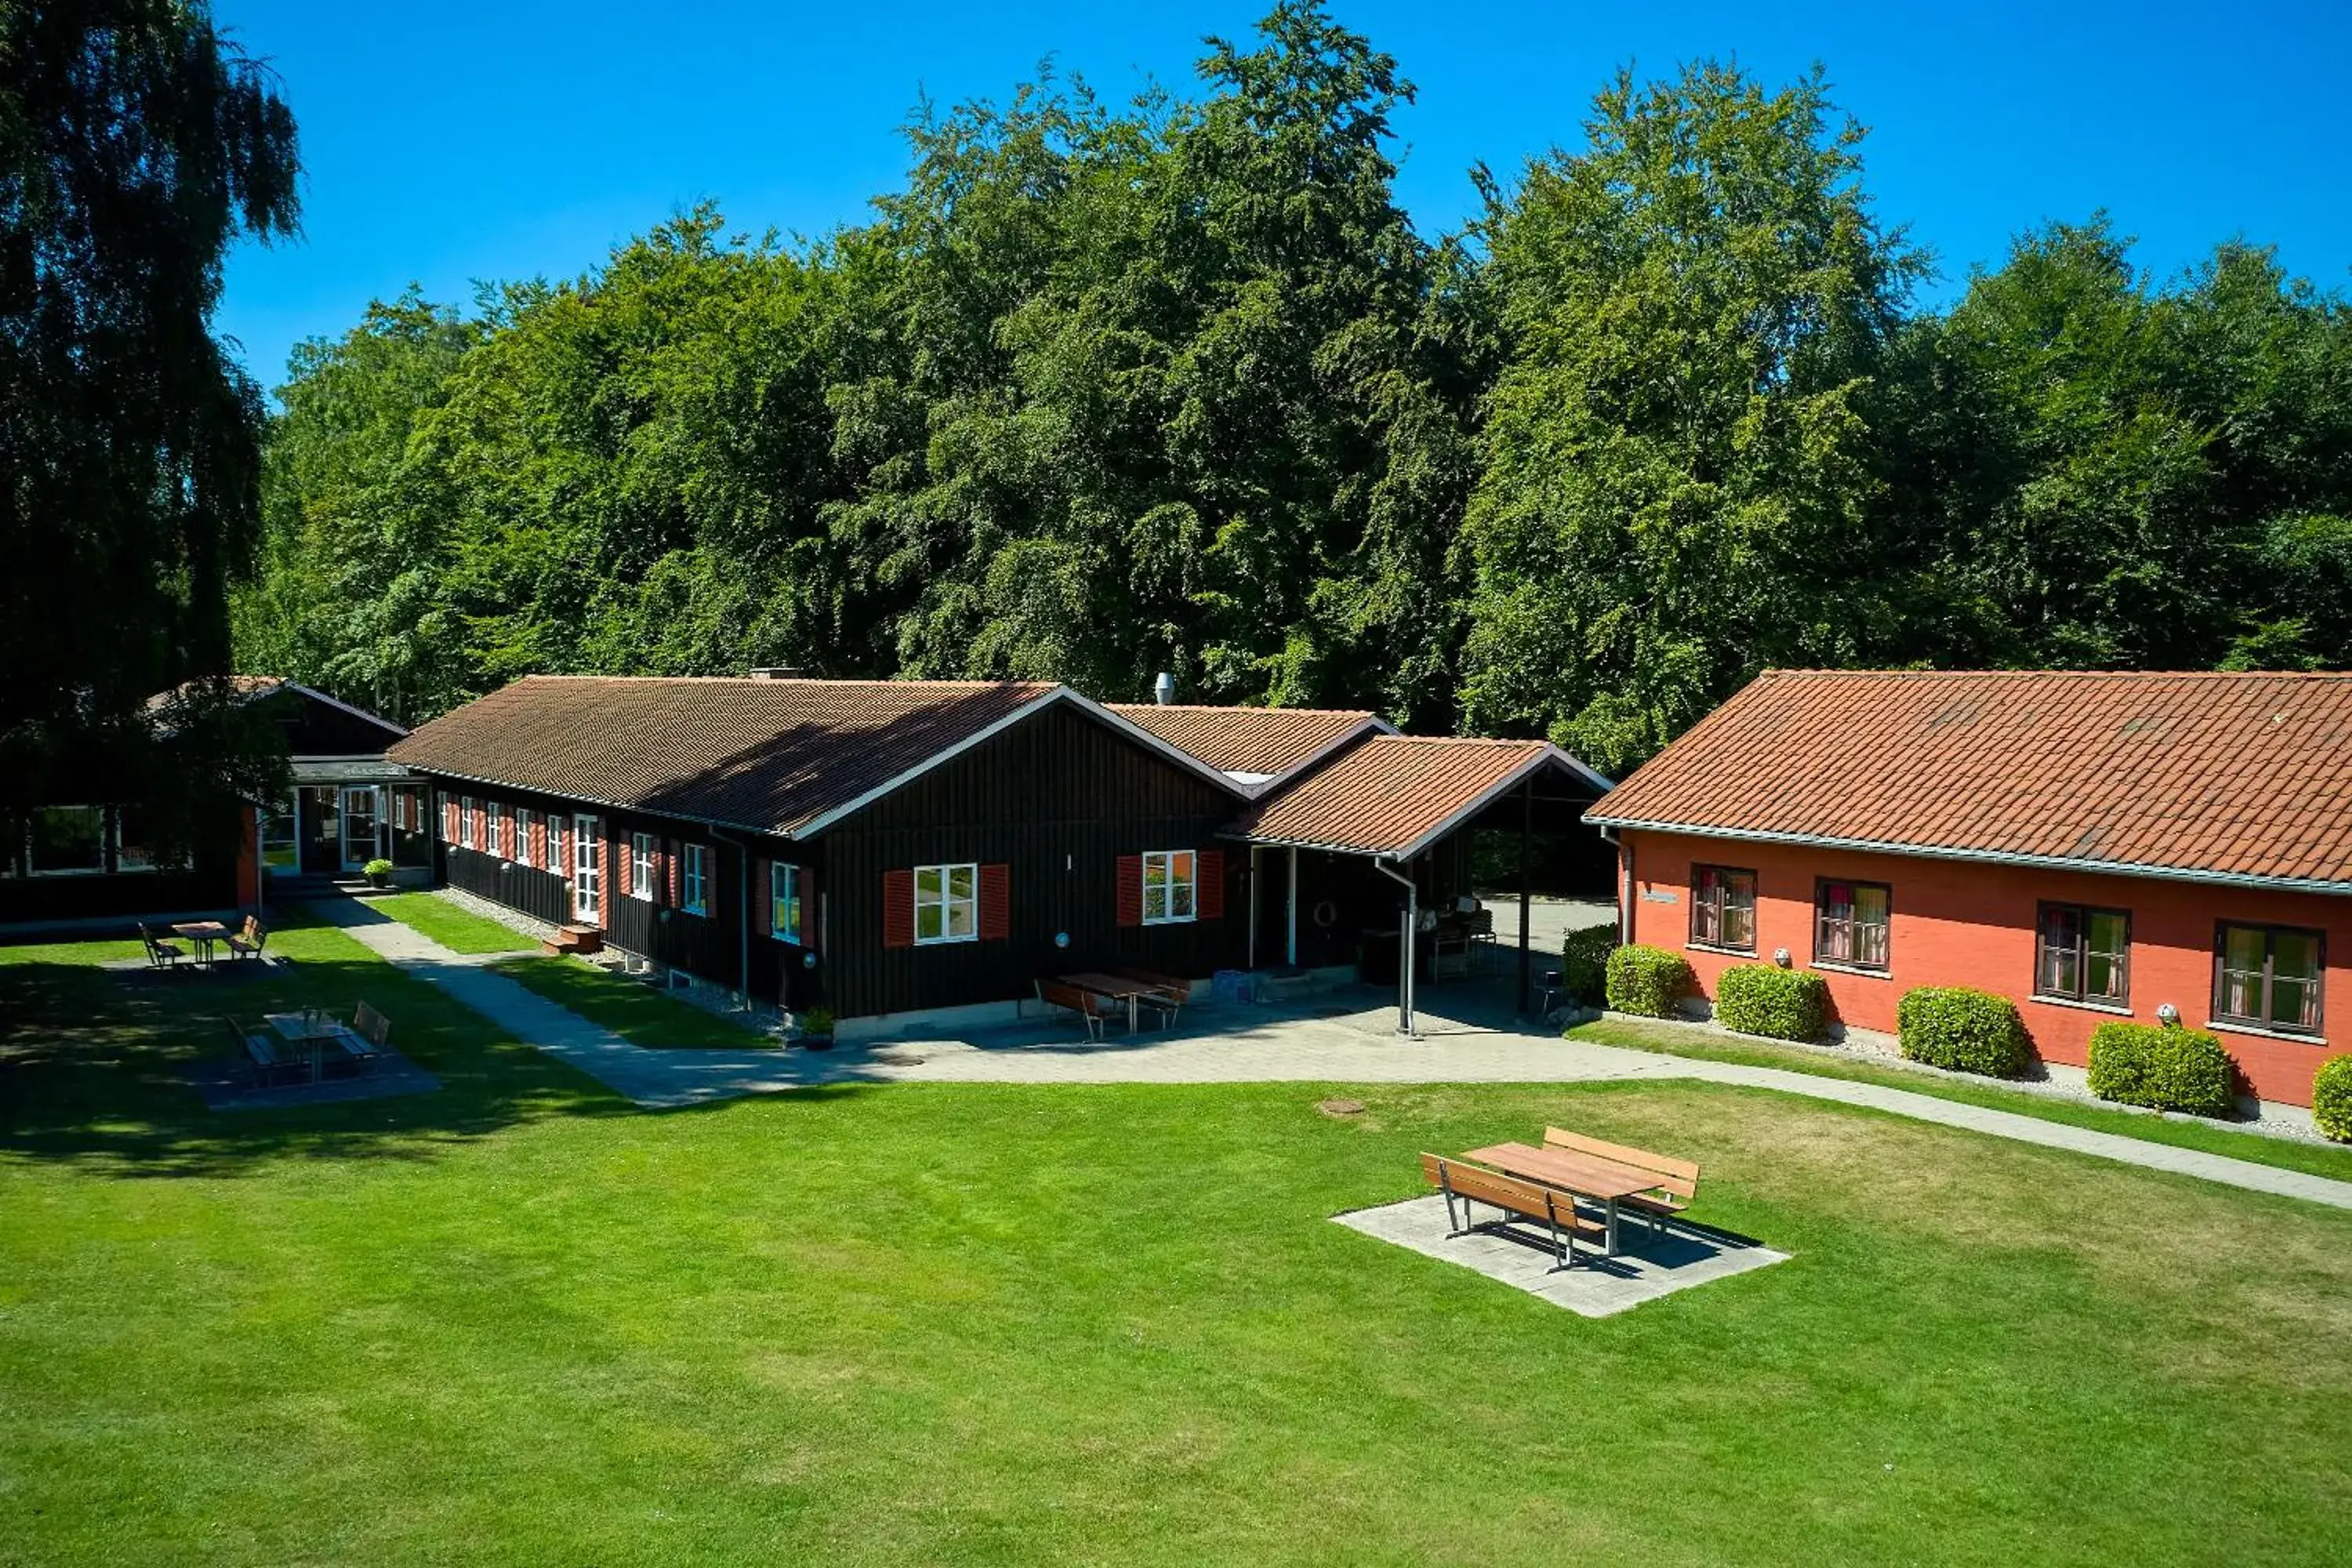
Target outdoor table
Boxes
[172,920,230,968]
[264,1010,354,1083]
[1460,1142,1661,1257]
[1057,971,1156,1033]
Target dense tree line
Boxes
[236,4,2352,773]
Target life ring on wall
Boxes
[1311,898,1340,930]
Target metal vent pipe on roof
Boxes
[746,666,804,680]
[1153,672,1176,706]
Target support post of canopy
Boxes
[1519,774,1534,1014]
[1373,857,1417,1037]
[1247,845,1261,969]
[1286,845,1298,967]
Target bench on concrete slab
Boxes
[344,1001,394,1073]
[223,1016,298,1087]
[226,915,268,961]
[1114,967,1190,1025]
[1544,1127,1700,1233]
[1034,978,1107,1041]
[1421,1152,1604,1272]
[139,924,184,971]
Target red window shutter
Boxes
[753,858,772,936]
[979,863,1009,941]
[531,815,546,869]
[442,797,456,840]
[616,835,632,897]
[882,869,914,948]
[1116,855,1142,927]
[800,866,819,949]
[1197,849,1225,919]
[666,839,680,905]
[594,833,608,920]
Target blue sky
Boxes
[213,0,2352,394]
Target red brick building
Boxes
[1586,670,2352,1108]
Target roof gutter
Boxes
[1581,817,2352,898]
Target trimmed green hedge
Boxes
[1604,945,1692,1018]
[2313,1054,2352,1143]
[1561,923,1618,1007]
[1714,964,1829,1041]
[2086,1022,2238,1118]
[1896,986,2032,1079]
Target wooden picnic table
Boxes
[1057,971,1156,1033]
[1460,1142,1661,1256]
[172,920,230,967]
[264,1010,356,1083]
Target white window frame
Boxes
[26,804,111,877]
[770,861,803,943]
[630,833,655,899]
[572,814,601,921]
[460,797,478,851]
[485,800,503,859]
[681,843,709,915]
[914,862,978,946]
[514,808,535,869]
[1142,849,1197,925]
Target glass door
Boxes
[339,786,381,873]
[572,813,601,922]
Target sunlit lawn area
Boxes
[366,891,539,954]
[4,935,2350,1564]
[1570,1015,2352,1183]
[487,954,768,1049]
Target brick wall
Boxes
[1621,828,2347,1107]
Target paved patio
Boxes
[303,895,2352,1212]
[1335,1195,1791,1317]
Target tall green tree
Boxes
[2,0,299,822]
[1457,62,1926,772]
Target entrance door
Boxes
[339,786,381,873]
[572,814,601,922]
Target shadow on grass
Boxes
[0,939,647,1181]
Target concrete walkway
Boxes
[309,899,2352,1211]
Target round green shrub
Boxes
[1896,985,2031,1078]
[2086,1021,2238,1118]
[2312,1054,2352,1143]
[1560,923,1619,1007]
[1604,944,1693,1018]
[1714,964,1829,1041]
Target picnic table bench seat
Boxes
[226,916,268,960]
[1034,978,1108,1041]
[138,924,183,970]
[1114,967,1190,1024]
[1421,1152,1605,1271]
[223,1017,298,1087]
[1544,1127,1700,1231]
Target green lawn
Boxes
[4,940,2350,1564]
[367,891,539,954]
[487,954,768,1048]
[1571,1014,2352,1183]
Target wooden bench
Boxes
[344,1002,394,1073]
[1421,1152,1604,1271]
[1544,1127,1700,1233]
[138,924,183,971]
[226,915,268,961]
[1115,967,1190,1025]
[224,1017,295,1087]
[1035,978,1107,1041]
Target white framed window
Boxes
[485,800,503,859]
[114,804,158,873]
[27,805,107,876]
[681,843,709,915]
[771,862,803,943]
[915,862,978,945]
[460,797,477,851]
[631,833,655,899]
[514,808,535,869]
[1142,849,1196,924]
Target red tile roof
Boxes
[389,676,1062,837]
[1588,669,2352,891]
[1103,703,1385,780]
[1228,736,1607,857]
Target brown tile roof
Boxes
[1227,735,1607,857]
[388,676,1062,837]
[1103,703,1386,780]
[1588,669,2352,891]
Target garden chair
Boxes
[226,915,268,961]
[138,924,183,971]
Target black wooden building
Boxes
[387,676,1252,1030]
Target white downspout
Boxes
[1598,826,1628,944]
[1372,856,1417,1037]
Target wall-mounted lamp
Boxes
[1773,947,1791,968]
[2156,1002,2180,1026]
